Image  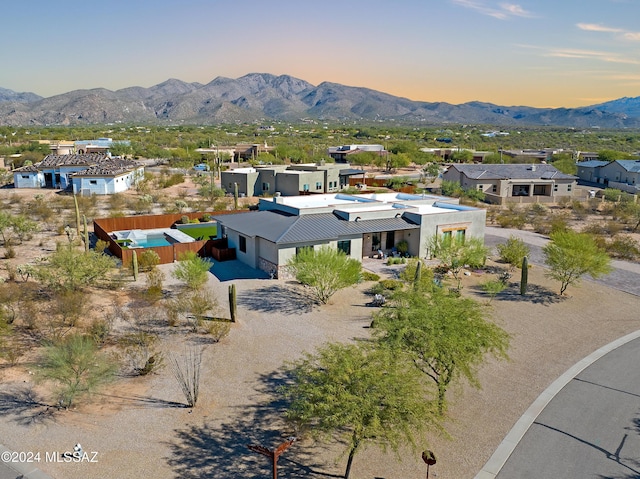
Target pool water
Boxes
[135,235,174,248]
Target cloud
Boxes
[576,23,623,33]
[450,0,534,20]
[576,22,640,41]
[546,47,640,65]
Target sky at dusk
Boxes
[1,0,639,108]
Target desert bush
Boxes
[145,267,165,300]
[94,239,109,254]
[605,220,624,236]
[582,223,608,235]
[361,271,380,282]
[497,236,530,269]
[118,331,163,376]
[172,251,211,290]
[607,235,640,260]
[169,347,203,408]
[138,250,161,272]
[89,318,113,345]
[496,210,527,229]
[203,320,231,341]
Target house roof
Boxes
[72,159,140,177]
[449,164,576,180]
[214,210,419,245]
[39,153,110,167]
[613,160,640,173]
[13,164,39,172]
[578,160,608,168]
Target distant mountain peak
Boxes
[0,75,638,128]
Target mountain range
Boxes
[1,73,639,128]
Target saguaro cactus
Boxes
[73,193,81,236]
[413,259,422,290]
[83,214,89,252]
[132,250,139,282]
[228,283,237,322]
[520,256,528,295]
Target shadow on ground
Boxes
[470,283,565,305]
[209,260,270,282]
[0,385,59,426]
[238,284,314,315]
[165,369,343,479]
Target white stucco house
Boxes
[12,154,144,195]
[213,192,486,277]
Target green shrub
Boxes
[497,236,530,268]
[361,271,380,282]
[607,235,640,260]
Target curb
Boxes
[474,329,640,479]
[0,444,55,479]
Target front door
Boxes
[385,231,395,249]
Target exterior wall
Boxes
[276,171,325,196]
[403,208,486,258]
[73,170,142,195]
[577,166,602,183]
[225,229,258,269]
[13,172,44,188]
[221,171,259,197]
[600,163,640,186]
[257,169,278,196]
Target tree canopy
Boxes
[373,288,509,413]
[543,230,612,295]
[286,246,361,304]
[282,342,441,479]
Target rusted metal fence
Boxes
[94,210,248,266]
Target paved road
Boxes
[494,335,640,479]
[477,227,640,478]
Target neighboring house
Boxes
[327,144,387,163]
[577,159,640,193]
[213,192,486,277]
[221,162,360,197]
[12,154,143,194]
[442,163,577,205]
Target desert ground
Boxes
[1,178,639,479]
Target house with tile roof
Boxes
[12,154,143,194]
[442,163,577,205]
[213,192,486,277]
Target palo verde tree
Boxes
[282,342,441,479]
[286,246,362,304]
[427,234,489,289]
[542,230,612,296]
[373,288,510,414]
[36,333,117,408]
[34,245,116,292]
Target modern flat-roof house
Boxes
[221,162,360,197]
[577,159,640,193]
[12,154,144,194]
[442,164,577,205]
[213,192,486,277]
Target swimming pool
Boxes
[134,234,174,248]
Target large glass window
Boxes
[337,240,351,255]
[239,235,247,253]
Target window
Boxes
[316,182,322,190]
[303,184,309,192]
[21,175,29,179]
[337,240,351,255]
[553,184,558,192]
[567,184,572,192]
[239,235,246,253]
[90,180,97,185]
[455,229,466,243]
[371,233,381,251]
[492,184,497,193]
[478,185,483,191]
[262,182,270,191]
